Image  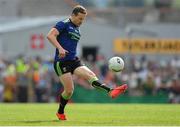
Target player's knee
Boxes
[65,89,74,97]
[87,71,96,79]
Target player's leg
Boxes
[73,66,128,98]
[54,61,74,120]
[74,66,110,92]
[56,73,74,120]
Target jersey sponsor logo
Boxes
[68,32,80,41]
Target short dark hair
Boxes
[72,5,87,15]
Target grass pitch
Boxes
[0,103,180,126]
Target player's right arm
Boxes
[47,27,68,58]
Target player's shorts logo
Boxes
[63,67,67,72]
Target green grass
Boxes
[0,103,180,126]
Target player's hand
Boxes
[58,48,69,58]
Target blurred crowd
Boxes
[119,55,180,103]
[0,54,180,103]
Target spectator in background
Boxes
[16,56,29,102]
[158,76,180,103]
[142,73,156,95]
[97,54,108,78]
[3,61,17,102]
[168,77,180,103]
[32,57,49,102]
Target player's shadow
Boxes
[17,120,60,124]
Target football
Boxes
[108,56,124,72]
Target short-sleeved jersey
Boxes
[53,18,81,62]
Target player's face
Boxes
[72,13,86,27]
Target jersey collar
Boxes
[69,18,78,27]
